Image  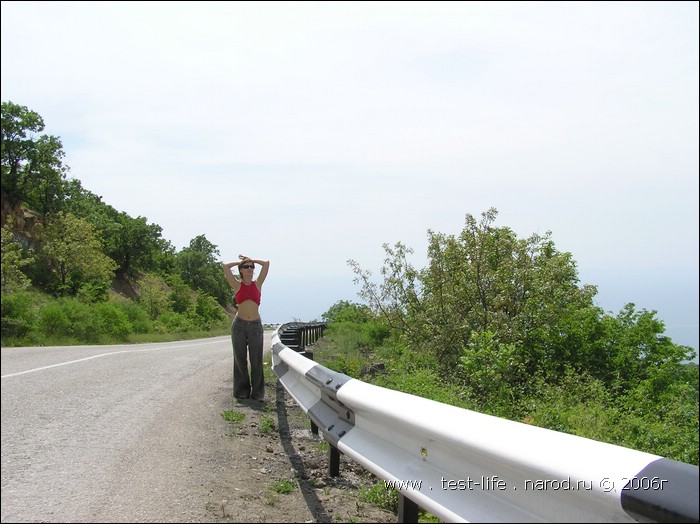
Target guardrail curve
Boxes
[271,322,699,523]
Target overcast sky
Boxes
[2,1,698,350]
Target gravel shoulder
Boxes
[204,371,398,523]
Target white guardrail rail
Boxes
[271,323,699,523]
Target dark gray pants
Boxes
[231,317,265,400]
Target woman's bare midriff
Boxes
[236,301,261,321]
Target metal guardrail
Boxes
[274,321,326,358]
[271,322,699,523]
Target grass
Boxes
[258,414,276,434]
[359,481,398,513]
[221,409,246,434]
[315,440,330,453]
[270,478,296,494]
[265,478,297,506]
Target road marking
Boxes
[1,339,227,379]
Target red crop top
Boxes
[235,282,261,306]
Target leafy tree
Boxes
[351,209,597,378]
[151,239,178,275]
[165,273,194,314]
[63,179,167,278]
[176,234,231,306]
[108,212,164,277]
[1,101,68,214]
[63,178,122,240]
[188,291,226,329]
[322,300,373,323]
[138,273,172,320]
[348,241,421,336]
[40,211,117,298]
[596,304,697,393]
[1,216,34,294]
[458,331,524,408]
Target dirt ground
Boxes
[203,375,399,524]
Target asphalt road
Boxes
[1,333,273,523]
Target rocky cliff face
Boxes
[1,194,42,250]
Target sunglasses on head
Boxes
[240,264,255,269]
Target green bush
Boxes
[363,320,391,346]
[38,301,72,337]
[95,302,133,340]
[58,297,100,342]
[114,299,153,333]
[611,378,699,464]
[324,321,373,355]
[522,373,615,437]
[166,274,194,314]
[156,311,196,333]
[1,291,37,338]
[315,321,373,376]
[372,365,469,409]
[188,291,226,329]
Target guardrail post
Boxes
[328,443,340,477]
[398,493,419,523]
[302,349,320,436]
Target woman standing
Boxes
[222,255,270,401]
